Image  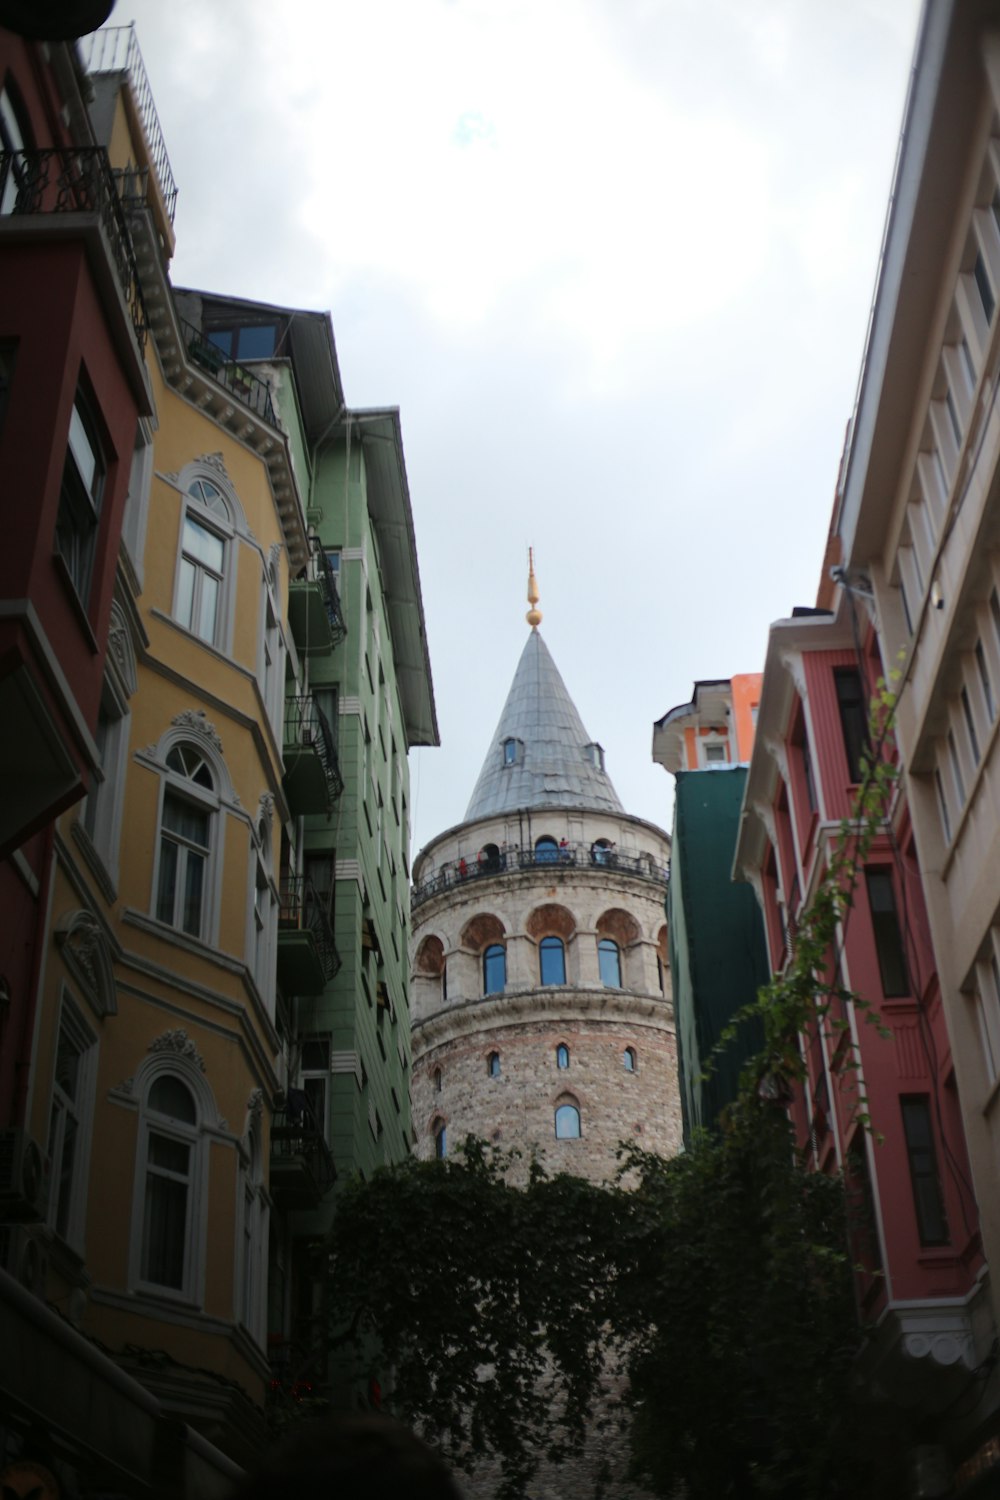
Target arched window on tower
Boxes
[555,1099,581,1139]
[483,943,507,996]
[556,1043,570,1070]
[535,836,559,864]
[539,936,566,986]
[487,1051,501,1079]
[433,1120,447,1159]
[623,1047,637,1072]
[598,938,622,988]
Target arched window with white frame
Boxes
[174,473,236,650]
[133,1069,206,1298]
[154,743,220,941]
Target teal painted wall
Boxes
[668,768,769,1143]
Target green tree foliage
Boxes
[325,678,908,1497]
[326,1122,896,1499]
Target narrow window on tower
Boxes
[834,668,869,785]
[864,867,909,999]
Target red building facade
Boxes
[735,600,987,1418]
[0,24,151,1133]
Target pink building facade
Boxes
[734,600,988,1426]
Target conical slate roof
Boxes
[464,629,624,820]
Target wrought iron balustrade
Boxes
[179,316,277,425]
[0,146,148,350]
[411,841,669,909]
[279,875,341,982]
[81,24,178,224]
[314,542,347,644]
[270,1089,337,1200]
[285,694,344,804]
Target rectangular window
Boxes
[141,1131,191,1287]
[899,575,913,636]
[961,686,981,766]
[834,667,869,784]
[976,952,1000,1082]
[157,793,210,936]
[935,768,952,844]
[56,391,105,605]
[948,729,966,806]
[300,1034,331,1138]
[961,335,977,388]
[177,514,224,643]
[865,868,909,998]
[47,1004,95,1246]
[976,640,995,722]
[900,1096,949,1246]
[801,736,818,814]
[975,252,996,325]
[946,386,962,446]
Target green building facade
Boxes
[668,767,768,1142]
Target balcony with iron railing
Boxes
[81,24,178,227]
[288,543,347,656]
[179,316,277,425]
[283,694,343,816]
[269,1089,336,1210]
[278,876,340,996]
[411,841,669,910]
[0,147,148,352]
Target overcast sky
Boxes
[115,0,922,856]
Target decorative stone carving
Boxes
[197,451,231,482]
[258,792,275,829]
[247,1087,264,1120]
[171,709,224,755]
[763,736,790,786]
[106,601,137,698]
[55,910,117,1019]
[149,1029,206,1071]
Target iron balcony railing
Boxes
[285,693,344,804]
[180,316,277,426]
[81,24,178,224]
[313,541,347,645]
[411,841,669,909]
[0,146,148,350]
[270,1089,337,1197]
[279,876,341,982]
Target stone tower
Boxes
[409,563,681,1181]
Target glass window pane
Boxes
[540,937,565,986]
[182,848,205,936]
[483,944,506,995]
[157,837,178,923]
[54,1110,78,1240]
[236,324,276,359]
[197,572,219,643]
[142,1167,187,1287]
[177,557,195,630]
[183,514,224,571]
[67,402,98,494]
[598,939,621,987]
[162,795,209,847]
[555,1104,580,1139]
[149,1076,196,1124]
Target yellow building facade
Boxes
[11,36,312,1470]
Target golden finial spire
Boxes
[526,547,542,629]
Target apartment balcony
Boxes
[269,1091,336,1210]
[179,316,277,426]
[288,546,346,657]
[277,877,340,996]
[283,694,343,816]
[0,146,149,364]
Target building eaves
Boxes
[353,406,439,749]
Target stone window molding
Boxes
[55,909,117,1020]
